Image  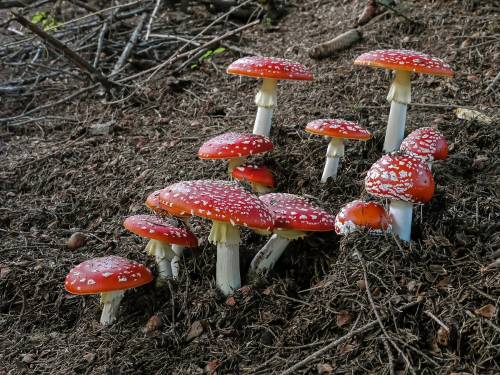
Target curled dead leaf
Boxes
[336,310,351,327]
[454,108,492,124]
[186,320,205,342]
[143,314,162,334]
[474,304,496,319]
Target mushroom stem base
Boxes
[321,156,340,183]
[100,291,125,326]
[389,200,413,242]
[248,234,291,279]
[253,107,274,137]
[216,242,241,296]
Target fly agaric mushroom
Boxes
[64,255,153,326]
[305,119,372,182]
[123,215,197,281]
[159,180,274,295]
[198,132,273,173]
[400,127,448,169]
[231,164,275,194]
[335,200,391,235]
[365,153,435,241]
[226,56,313,136]
[145,190,196,278]
[249,193,335,278]
[354,49,453,152]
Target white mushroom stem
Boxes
[170,217,195,279]
[248,230,306,279]
[253,78,277,137]
[99,291,125,326]
[228,157,246,173]
[321,137,344,183]
[251,182,274,194]
[384,70,411,152]
[208,220,241,296]
[389,200,413,242]
[145,239,175,280]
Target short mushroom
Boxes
[198,132,273,173]
[226,56,313,136]
[145,189,167,216]
[64,255,153,326]
[400,127,448,169]
[335,200,392,235]
[249,193,335,278]
[231,164,275,194]
[159,180,274,295]
[305,119,372,182]
[354,49,453,152]
[123,215,197,281]
[365,153,435,241]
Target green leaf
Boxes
[200,50,213,61]
[190,64,198,70]
[31,11,46,24]
[213,47,225,55]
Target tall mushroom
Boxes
[249,193,335,278]
[226,56,313,136]
[335,200,392,235]
[305,119,372,182]
[64,256,153,326]
[365,153,435,241]
[231,164,275,194]
[159,180,274,296]
[123,215,197,282]
[354,49,453,152]
[400,127,448,169]
[198,132,273,173]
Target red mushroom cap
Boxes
[226,56,313,81]
[260,193,335,232]
[231,164,275,189]
[123,215,197,247]
[335,200,392,235]
[159,180,274,231]
[305,119,372,140]
[354,49,454,77]
[365,153,435,204]
[145,190,167,215]
[400,127,448,162]
[198,132,273,160]
[64,256,153,295]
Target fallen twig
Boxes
[145,0,162,41]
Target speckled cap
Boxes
[305,119,372,140]
[400,127,448,162]
[198,132,273,160]
[227,56,313,80]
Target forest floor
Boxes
[0,0,499,374]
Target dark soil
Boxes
[1,1,499,374]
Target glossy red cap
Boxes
[227,56,313,81]
[123,215,197,247]
[65,256,153,295]
[198,132,273,160]
[305,119,372,140]
[145,190,166,215]
[260,193,335,232]
[365,153,435,203]
[335,200,392,235]
[232,165,275,188]
[159,180,274,231]
[400,127,448,162]
[354,49,453,77]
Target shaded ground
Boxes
[1,0,499,374]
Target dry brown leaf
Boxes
[336,310,351,327]
[474,304,496,319]
[454,108,492,124]
[225,296,237,306]
[436,326,449,347]
[317,363,335,374]
[67,232,87,250]
[185,320,205,342]
[143,314,162,333]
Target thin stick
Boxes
[279,300,421,375]
[382,337,396,375]
[12,12,115,89]
[374,0,418,24]
[486,72,499,92]
[145,0,161,41]
[424,310,449,332]
[93,15,111,68]
[109,13,147,78]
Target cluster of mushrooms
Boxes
[65,49,453,325]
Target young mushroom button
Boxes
[123,215,197,282]
[198,132,273,173]
[365,153,434,241]
[400,127,448,169]
[159,180,274,296]
[64,256,153,326]
[305,119,372,182]
[249,193,335,279]
[335,200,392,235]
[227,56,313,137]
[354,49,453,152]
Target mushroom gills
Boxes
[100,290,125,326]
[253,78,277,137]
[209,221,241,295]
[389,200,413,241]
[321,138,344,182]
[145,239,175,280]
[385,70,411,152]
